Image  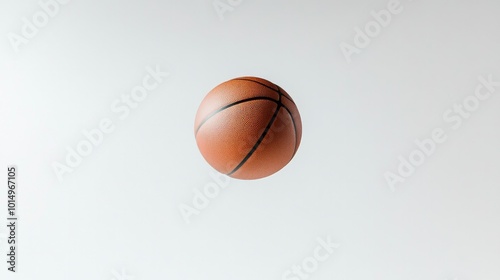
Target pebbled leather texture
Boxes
[195,77,302,180]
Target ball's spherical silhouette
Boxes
[194,77,302,180]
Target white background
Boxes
[0,0,499,279]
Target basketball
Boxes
[194,77,302,180]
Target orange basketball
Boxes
[194,77,302,180]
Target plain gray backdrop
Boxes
[0,0,499,279]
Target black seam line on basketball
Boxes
[277,85,299,156]
[276,85,282,102]
[275,85,297,158]
[195,96,278,135]
[276,85,296,104]
[195,97,294,136]
[227,104,282,176]
[231,78,295,104]
[284,106,299,157]
[277,87,297,157]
